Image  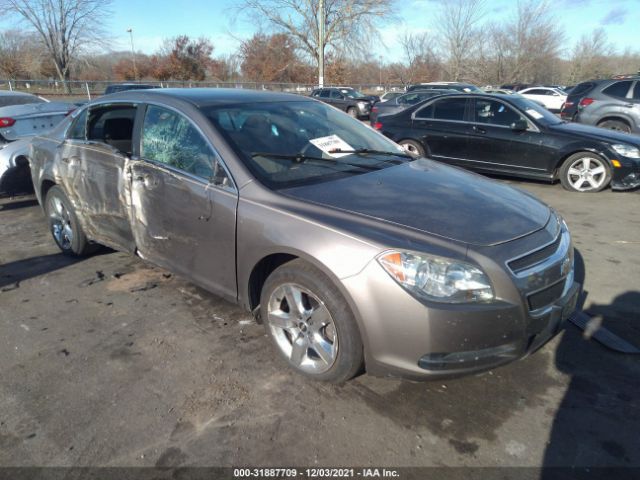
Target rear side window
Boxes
[602,81,632,99]
[141,105,222,181]
[569,82,595,97]
[319,90,331,98]
[633,82,640,101]
[420,98,467,121]
[525,89,547,95]
[87,105,136,155]
[67,108,87,140]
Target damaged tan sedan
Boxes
[29,89,580,382]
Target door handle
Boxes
[61,156,80,165]
[623,103,634,108]
[473,125,486,134]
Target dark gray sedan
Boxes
[370,89,456,126]
[29,88,580,382]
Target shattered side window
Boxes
[141,105,217,180]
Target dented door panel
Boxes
[128,160,238,300]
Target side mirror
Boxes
[511,119,529,131]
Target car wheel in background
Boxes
[597,119,631,133]
[347,107,358,118]
[559,152,611,193]
[398,139,426,157]
[45,185,95,256]
[260,259,363,383]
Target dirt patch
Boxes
[106,267,172,293]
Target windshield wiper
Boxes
[328,148,413,161]
[251,152,385,171]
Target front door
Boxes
[465,98,550,175]
[128,104,238,300]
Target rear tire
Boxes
[559,152,611,193]
[44,185,95,256]
[597,119,631,133]
[260,259,363,383]
[398,139,425,157]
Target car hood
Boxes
[550,121,640,145]
[282,159,551,247]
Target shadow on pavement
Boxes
[0,198,39,211]
[0,253,84,289]
[542,250,640,478]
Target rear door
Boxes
[63,103,138,251]
[128,104,238,299]
[631,81,640,131]
[411,96,472,165]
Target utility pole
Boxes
[318,0,324,87]
[127,28,138,81]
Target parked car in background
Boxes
[310,87,374,118]
[560,77,640,134]
[370,89,456,126]
[29,88,580,382]
[378,91,403,102]
[407,82,482,93]
[0,91,75,196]
[374,93,640,192]
[483,88,546,108]
[500,83,533,92]
[104,83,157,95]
[0,91,75,144]
[518,87,567,112]
[0,137,34,196]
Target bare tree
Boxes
[436,0,485,81]
[568,29,614,82]
[396,31,441,85]
[233,0,395,64]
[1,0,112,87]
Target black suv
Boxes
[561,76,640,134]
[310,87,374,118]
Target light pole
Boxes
[379,56,383,87]
[126,28,138,81]
[318,0,324,87]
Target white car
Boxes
[518,87,567,112]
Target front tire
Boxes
[45,185,94,256]
[398,139,425,157]
[260,259,363,383]
[559,153,611,193]
[346,107,358,118]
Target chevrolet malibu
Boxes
[29,89,580,382]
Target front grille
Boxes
[509,234,562,274]
[528,280,565,311]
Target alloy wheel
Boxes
[48,195,74,250]
[566,156,607,192]
[267,283,338,374]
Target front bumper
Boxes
[611,160,640,190]
[340,221,580,380]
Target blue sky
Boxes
[7,0,640,60]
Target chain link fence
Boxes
[0,79,406,100]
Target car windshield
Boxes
[341,89,367,99]
[0,93,46,107]
[510,97,563,125]
[203,100,409,189]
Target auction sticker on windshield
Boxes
[310,135,353,157]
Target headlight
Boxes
[377,251,494,303]
[611,144,640,158]
[357,101,368,109]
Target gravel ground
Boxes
[0,178,638,473]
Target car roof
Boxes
[98,88,313,107]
